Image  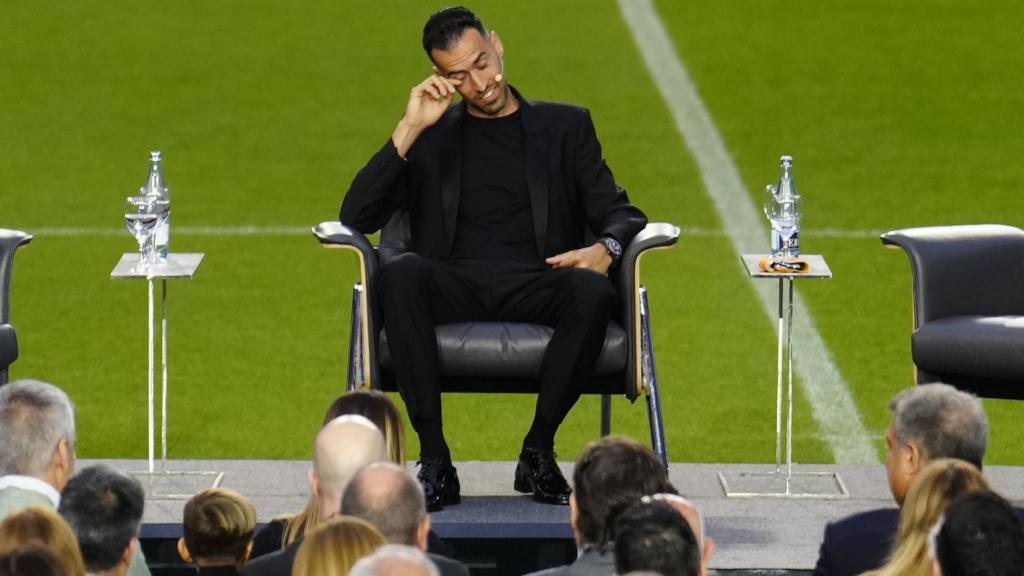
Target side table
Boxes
[717,254,848,499]
[111,253,223,498]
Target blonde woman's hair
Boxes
[183,488,257,563]
[864,458,989,576]
[0,505,86,576]
[291,516,386,576]
[280,389,407,548]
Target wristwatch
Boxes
[600,236,623,265]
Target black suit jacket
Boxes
[340,86,647,259]
[813,508,901,576]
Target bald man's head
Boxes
[342,463,427,547]
[311,415,386,518]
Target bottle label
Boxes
[771,228,800,258]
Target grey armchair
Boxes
[882,224,1024,399]
[0,229,33,385]
[314,214,679,464]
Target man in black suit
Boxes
[342,463,469,576]
[813,383,988,576]
[340,6,647,510]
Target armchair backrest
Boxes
[882,225,1024,327]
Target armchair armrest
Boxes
[314,222,382,388]
[0,229,32,324]
[881,225,1024,328]
[313,222,380,288]
[616,222,681,399]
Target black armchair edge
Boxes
[313,221,382,389]
[0,324,17,371]
[618,222,681,400]
[0,229,33,325]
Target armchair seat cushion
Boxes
[0,324,17,370]
[913,315,1024,380]
[379,321,628,379]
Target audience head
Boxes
[178,488,256,568]
[341,462,429,549]
[292,516,386,576]
[57,465,144,576]
[887,384,987,505]
[349,544,440,576]
[870,459,988,576]
[323,389,407,465]
[571,435,669,551]
[614,499,700,576]
[311,415,387,519]
[0,379,76,490]
[0,506,86,576]
[932,490,1024,576]
[0,546,65,576]
[645,494,714,576]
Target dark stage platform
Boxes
[80,459,1024,576]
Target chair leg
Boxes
[601,394,611,437]
[346,283,364,392]
[640,286,668,467]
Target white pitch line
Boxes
[619,0,877,463]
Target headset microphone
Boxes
[495,58,505,83]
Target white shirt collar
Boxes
[0,474,61,507]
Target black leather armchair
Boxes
[0,228,32,385]
[882,224,1024,399]
[314,215,679,464]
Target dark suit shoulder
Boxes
[240,537,300,576]
[814,508,900,576]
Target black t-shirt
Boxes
[449,110,538,264]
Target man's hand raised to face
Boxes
[392,74,462,158]
[545,243,613,275]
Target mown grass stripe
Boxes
[619,0,877,463]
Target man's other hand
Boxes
[392,74,462,158]
[545,243,612,275]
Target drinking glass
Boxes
[125,196,158,272]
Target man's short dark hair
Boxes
[422,6,487,60]
[341,463,425,545]
[573,436,669,550]
[890,383,987,469]
[57,465,144,572]
[614,501,700,576]
[935,490,1024,576]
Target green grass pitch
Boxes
[2,0,1023,464]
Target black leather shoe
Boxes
[417,459,461,512]
[514,447,571,505]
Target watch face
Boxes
[603,237,622,258]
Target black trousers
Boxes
[376,254,615,458]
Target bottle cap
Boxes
[150,151,162,161]
[780,155,793,167]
